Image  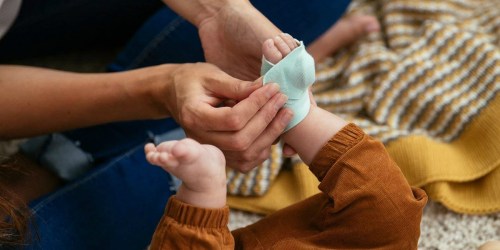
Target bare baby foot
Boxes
[145,138,226,208]
[262,33,298,64]
[307,15,380,62]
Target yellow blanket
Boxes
[227,0,500,215]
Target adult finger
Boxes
[242,109,293,161]
[201,93,288,150]
[225,147,271,173]
[207,75,264,101]
[226,108,293,172]
[194,83,281,131]
[223,99,238,107]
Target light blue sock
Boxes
[261,41,315,131]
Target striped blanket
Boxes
[227,0,500,215]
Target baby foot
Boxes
[307,15,380,62]
[261,33,316,132]
[479,241,500,250]
[262,33,298,64]
[145,138,226,208]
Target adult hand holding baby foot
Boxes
[165,63,292,172]
[163,0,380,166]
[162,0,292,172]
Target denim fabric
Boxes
[2,0,350,249]
[62,119,180,163]
[25,128,185,250]
[0,0,163,60]
[107,7,203,71]
[109,0,351,71]
[255,0,351,45]
[26,144,176,250]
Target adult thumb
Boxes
[209,75,263,101]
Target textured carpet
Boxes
[229,200,500,250]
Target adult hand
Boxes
[161,0,287,171]
[197,0,281,80]
[165,63,293,172]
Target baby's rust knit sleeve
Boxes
[150,196,233,250]
[232,123,427,249]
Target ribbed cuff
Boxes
[165,196,229,228]
[309,123,365,181]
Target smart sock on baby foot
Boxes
[261,41,316,131]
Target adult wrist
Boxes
[194,0,251,27]
[163,0,249,27]
[121,64,179,120]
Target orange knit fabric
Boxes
[150,124,427,249]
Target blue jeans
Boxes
[24,128,185,250]
[0,0,163,60]
[109,0,351,70]
[5,0,350,249]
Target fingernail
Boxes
[275,94,288,109]
[251,79,262,87]
[267,83,280,94]
[281,109,293,124]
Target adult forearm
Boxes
[162,0,247,26]
[0,65,176,139]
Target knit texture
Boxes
[228,200,500,250]
[227,0,500,215]
[261,41,316,131]
[151,197,234,249]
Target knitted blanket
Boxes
[227,0,500,215]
